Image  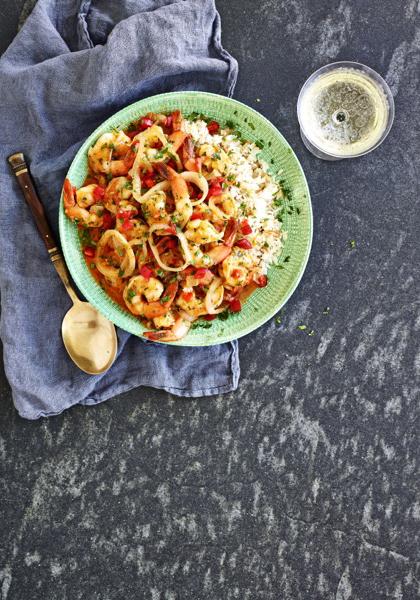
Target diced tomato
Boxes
[165,238,178,249]
[207,120,220,134]
[255,274,268,288]
[140,265,153,279]
[208,176,225,198]
[231,269,242,279]
[235,238,253,250]
[165,115,172,129]
[127,130,140,139]
[208,183,222,197]
[164,224,177,234]
[143,174,156,189]
[93,185,105,201]
[150,140,163,150]
[102,212,114,230]
[83,246,95,258]
[122,219,133,231]
[117,210,137,220]
[182,291,193,302]
[229,298,242,312]
[139,117,154,131]
[190,212,204,221]
[203,314,217,321]
[240,220,253,235]
[194,268,208,279]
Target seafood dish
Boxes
[63,109,287,342]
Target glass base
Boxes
[300,129,343,161]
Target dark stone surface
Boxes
[1,1,419,598]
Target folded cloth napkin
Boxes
[0,0,240,420]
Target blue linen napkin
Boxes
[0,0,240,420]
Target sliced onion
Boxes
[140,180,170,202]
[180,172,209,205]
[129,237,148,263]
[130,125,168,201]
[148,223,192,272]
[96,229,136,281]
[205,277,225,314]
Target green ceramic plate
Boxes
[59,91,312,346]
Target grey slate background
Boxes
[0,1,419,598]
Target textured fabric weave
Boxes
[0,0,239,419]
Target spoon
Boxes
[8,152,118,375]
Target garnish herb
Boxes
[322,307,331,315]
[349,239,356,249]
[297,325,307,331]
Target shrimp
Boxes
[143,310,194,342]
[171,110,183,132]
[104,177,133,214]
[88,131,133,175]
[154,163,192,228]
[184,219,223,244]
[116,217,148,242]
[141,190,170,226]
[176,287,207,318]
[63,179,103,227]
[181,136,201,172]
[75,184,98,208]
[124,276,178,319]
[220,246,255,287]
[191,217,238,267]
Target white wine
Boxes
[297,62,394,160]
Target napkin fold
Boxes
[0,0,239,419]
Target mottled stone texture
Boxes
[1,0,419,598]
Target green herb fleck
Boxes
[349,239,356,250]
[255,140,264,149]
[283,255,291,263]
[90,263,95,269]
[248,121,255,130]
[322,306,331,315]
[297,325,307,331]
[127,289,136,302]
[160,295,170,304]
[218,310,230,321]
[118,269,124,277]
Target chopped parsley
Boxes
[322,306,331,315]
[212,152,221,160]
[283,255,291,263]
[255,140,264,149]
[118,269,124,277]
[225,120,235,129]
[349,239,356,249]
[218,310,230,321]
[191,321,212,330]
[127,289,136,302]
[297,325,307,331]
[160,295,170,304]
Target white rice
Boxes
[182,119,285,274]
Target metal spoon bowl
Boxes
[8,152,118,375]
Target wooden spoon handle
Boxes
[8,152,79,304]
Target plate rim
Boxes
[59,91,313,346]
